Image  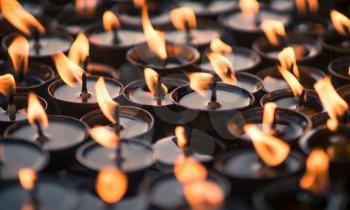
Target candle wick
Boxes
[32,28,41,56]
[155,76,165,105]
[297,89,306,111]
[183,126,193,156]
[28,186,39,210]
[83,56,90,72]
[277,34,288,48]
[254,12,261,27]
[185,22,193,44]
[104,203,114,210]
[115,142,124,168]
[112,28,120,44]
[6,92,17,122]
[113,106,124,134]
[34,120,49,145]
[80,73,91,103]
[207,80,221,110]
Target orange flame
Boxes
[295,0,319,14]
[19,168,37,190]
[0,0,45,35]
[187,72,214,97]
[174,155,207,184]
[96,77,118,124]
[75,0,97,16]
[170,7,197,31]
[144,68,168,97]
[300,149,329,194]
[103,10,121,32]
[244,124,290,167]
[133,0,145,8]
[27,92,48,129]
[240,0,260,16]
[90,126,120,149]
[348,67,350,76]
[175,126,187,149]
[53,52,84,87]
[210,38,232,55]
[8,36,29,75]
[314,77,348,131]
[207,52,236,85]
[0,74,16,96]
[262,102,277,135]
[184,180,224,210]
[278,66,304,97]
[278,47,300,79]
[261,20,286,46]
[68,33,90,66]
[142,5,167,60]
[96,167,127,204]
[330,10,350,36]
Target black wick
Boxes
[115,140,123,169]
[184,22,193,44]
[297,89,306,112]
[112,26,120,44]
[207,79,221,110]
[32,28,41,56]
[183,126,193,156]
[80,72,91,103]
[155,76,165,106]
[6,91,16,122]
[112,106,123,134]
[34,120,49,145]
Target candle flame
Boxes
[96,77,118,124]
[170,7,197,31]
[300,149,329,194]
[348,67,350,76]
[278,47,300,79]
[207,52,236,85]
[330,10,350,36]
[144,68,168,97]
[133,0,145,8]
[96,167,127,204]
[90,126,120,149]
[103,10,121,32]
[0,0,45,35]
[28,92,48,129]
[53,52,84,87]
[0,74,16,96]
[278,66,304,98]
[239,0,260,16]
[68,33,90,66]
[187,72,214,97]
[8,36,29,75]
[244,124,290,167]
[261,19,286,46]
[19,168,37,191]
[174,155,207,184]
[314,77,348,132]
[75,0,97,16]
[295,0,319,14]
[175,126,187,149]
[262,102,277,135]
[210,38,232,55]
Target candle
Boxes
[328,56,350,88]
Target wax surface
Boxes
[269,0,294,11]
[117,116,150,138]
[166,29,220,46]
[263,76,289,92]
[151,177,185,209]
[89,30,146,47]
[128,87,172,106]
[178,0,236,13]
[0,108,26,122]
[28,36,71,57]
[199,53,256,72]
[274,97,317,115]
[119,12,169,27]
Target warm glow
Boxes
[295,0,319,14]
[262,102,277,135]
[8,36,29,75]
[314,77,348,131]
[170,7,197,31]
[68,33,90,66]
[96,167,127,204]
[207,52,236,85]
[278,47,299,79]
[278,66,304,98]
[142,5,167,60]
[0,0,45,35]
[90,126,120,149]
[19,168,37,191]
[175,126,187,149]
[133,0,145,8]
[0,74,16,96]
[144,68,168,97]
[210,38,232,55]
[75,0,97,16]
[300,149,329,194]
[348,67,350,76]
[261,20,286,46]
[244,124,290,167]
[53,52,84,87]
[174,155,207,184]
[187,72,214,97]
[330,10,350,36]
[96,77,118,124]
[27,92,48,129]
[103,10,121,32]
[239,0,260,16]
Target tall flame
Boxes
[330,10,350,36]
[144,68,168,97]
[278,66,304,97]
[170,7,197,31]
[53,52,84,87]
[175,126,187,149]
[90,126,120,149]
[187,72,214,97]
[174,155,207,184]
[295,0,319,14]
[68,33,90,66]
[0,74,16,96]
[210,38,232,55]
[19,168,37,191]
[75,0,97,16]
[133,0,145,8]
[8,36,29,75]
[300,149,329,194]
[103,10,121,32]
[207,52,236,85]
[96,167,127,204]
[314,77,348,131]
[278,47,299,79]
[27,92,48,129]
[0,0,45,35]
[262,102,277,135]
[96,77,118,124]
[239,0,260,16]
[261,20,286,46]
[244,124,290,167]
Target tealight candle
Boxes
[328,56,350,88]
[293,15,330,38]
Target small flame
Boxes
[19,168,37,190]
[175,126,187,149]
[8,36,29,75]
[278,47,299,79]
[0,0,45,35]
[187,72,214,97]
[244,124,290,167]
[300,149,329,194]
[184,180,224,210]
[75,0,97,16]
[278,66,304,98]
[207,52,236,85]
[103,10,121,32]
[96,167,127,204]
[90,126,120,149]
[144,68,168,97]
[295,0,319,14]
[27,92,48,129]
[240,0,260,16]
[53,52,84,87]
[262,102,277,135]
[261,20,286,46]
[0,74,16,96]
[133,0,145,8]
[96,77,118,124]
[170,7,197,31]
[174,155,207,184]
[348,67,350,76]
[210,38,232,55]
[330,10,350,36]
[142,5,167,60]
[314,77,348,132]
[68,33,90,66]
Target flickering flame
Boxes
[103,10,121,32]
[175,126,187,149]
[261,20,286,46]
[0,0,45,35]
[239,0,260,16]
[90,126,120,149]
[96,167,127,204]
[96,77,118,124]
[207,52,236,85]
[8,36,29,74]
[244,124,290,167]
[144,68,168,97]
[28,92,48,129]
[133,0,145,8]
[314,77,348,131]
[184,180,224,210]
[75,0,97,16]
[330,10,350,36]
[68,33,90,66]
[19,168,37,190]
[187,72,214,97]
[0,74,16,96]
[278,47,299,79]
[170,7,197,31]
[300,149,329,194]
[348,67,350,76]
[210,38,232,55]
[278,66,304,97]
[174,155,207,184]
[262,102,277,135]
[53,52,84,87]
[142,5,167,60]
[295,0,319,14]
